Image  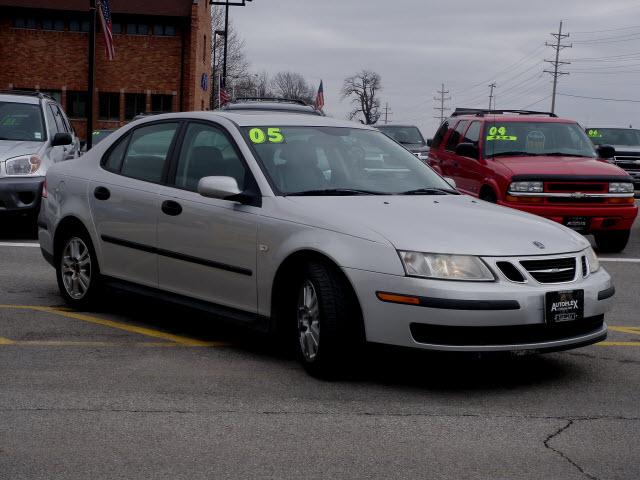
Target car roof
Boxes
[375,124,420,128]
[221,102,321,115]
[0,93,41,105]
[130,111,375,129]
[585,126,639,131]
[449,114,573,123]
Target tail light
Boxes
[42,179,48,198]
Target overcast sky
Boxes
[232,0,640,136]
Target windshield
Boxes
[92,130,114,145]
[483,121,596,158]
[586,128,640,146]
[243,126,451,195]
[377,126,425,145]
[0,101,46,142]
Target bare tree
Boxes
[341,70,382,124]
[271,71,314,104]
[210,8,250,108]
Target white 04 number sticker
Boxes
[249,127,285,144]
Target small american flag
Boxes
[314,80,324,111]
[97,0,115,60]
[219,77,231,106]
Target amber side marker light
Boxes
[506,195,544,204]
[607,197,635,204]
[376,291,421,305]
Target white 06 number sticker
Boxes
[249,127,285,144]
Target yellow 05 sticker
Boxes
[249,127,285,144]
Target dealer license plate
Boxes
[564,217,589,232]
[545,290,584,324]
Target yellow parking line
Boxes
[0,305,227,347]
[1,340,180,347]
[608,326,640,336]
[0,336,16,345]
[597,341,640,346]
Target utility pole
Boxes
[86,0,97,149]
[488,83,496,110]
[433,83,450,123]
[383,102,393,124]
[544,20,571,114]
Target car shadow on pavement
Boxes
[89,289,581,391]
[0,217,38,240]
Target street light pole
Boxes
[86,0,97,149]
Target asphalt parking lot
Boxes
[1,208,639,479]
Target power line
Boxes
[521,94,552,109]
[433,83,451,123]
[558,92,640,102]
[544,20,572,114]
[571,24,640,35]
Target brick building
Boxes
[0,0,212,140]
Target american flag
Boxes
[314,80,324,111]
[97,0,115,60]
[219,77,231,106]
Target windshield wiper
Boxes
[286,188,386,196]
[400,187,459,195]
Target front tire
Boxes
[594,230,630,253]
[293,261,362,378]
[55,230,102,309]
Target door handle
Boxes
[161,200,182,216]
[93,186,111,201]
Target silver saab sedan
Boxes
[38,112,614,377]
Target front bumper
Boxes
[0,176,44,214]
[498,200,638,232]
[344,265,612,352]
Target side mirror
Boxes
[197,176,242,200]
[455,142,478,159]
[597,144,616,159]
[426,138,433,147]
[444,177,457,190]
[51,132,72,147]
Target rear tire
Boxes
[480,188,497,203]
[594,230,630,253]
[55,229,102,309]
[291,261,362,379]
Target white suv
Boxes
[0,91,80,221]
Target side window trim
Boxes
[165,119,260,196]
[99,119,183,185]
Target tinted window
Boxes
[174,123,247,192]
[99,92,120,120]
[431,121,449,149]
[120,123,178,182]
[125,93,146,120]
[103,134,130,172]
[586,128,640,146]
[48,105,66,133]
[445,121,468,152]
[464,121,481,144]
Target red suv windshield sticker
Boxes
[486,126,517,141]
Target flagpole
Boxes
[86,0,97,149]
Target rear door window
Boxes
[119,123,179,183]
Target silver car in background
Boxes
[38,111,613,377]
[0,91,80,221]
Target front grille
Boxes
[496,261,525,282]
[520,257,576,283]
[581,256,588,277]
[546,182,606,192]
[547,197,605,204]
[410,315,604,346]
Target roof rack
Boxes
[0,89,54,101]
[230,97,310,106]
[451,108,557,118]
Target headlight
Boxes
[585,247,600,273]
[5,155,42,176]
[609,182,634,193]
[398,251,495,281]
[509,181,543,193]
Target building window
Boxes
[125,93,146,120]
[42,19,65,31]
[112,22,122,34]
[67,91,89,119]
[99,92,120,121]
[151,94,173,113]
[41,90,62,103]
[153,24,177,36]
[126,23,149,35]
[69,19,90,32]
[14,17,39,29]
[13,18,25,28]
[203,34,207,63]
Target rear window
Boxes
[0,101,46,142]
[377,126,425,145]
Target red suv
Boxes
[428,109,638,252]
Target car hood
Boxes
[493,155,630,177]
[283,195,589,256]
[0,140,45,160]
[401,143,428,153]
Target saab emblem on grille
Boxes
[571,192,586,198]
[533,241,545,249]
